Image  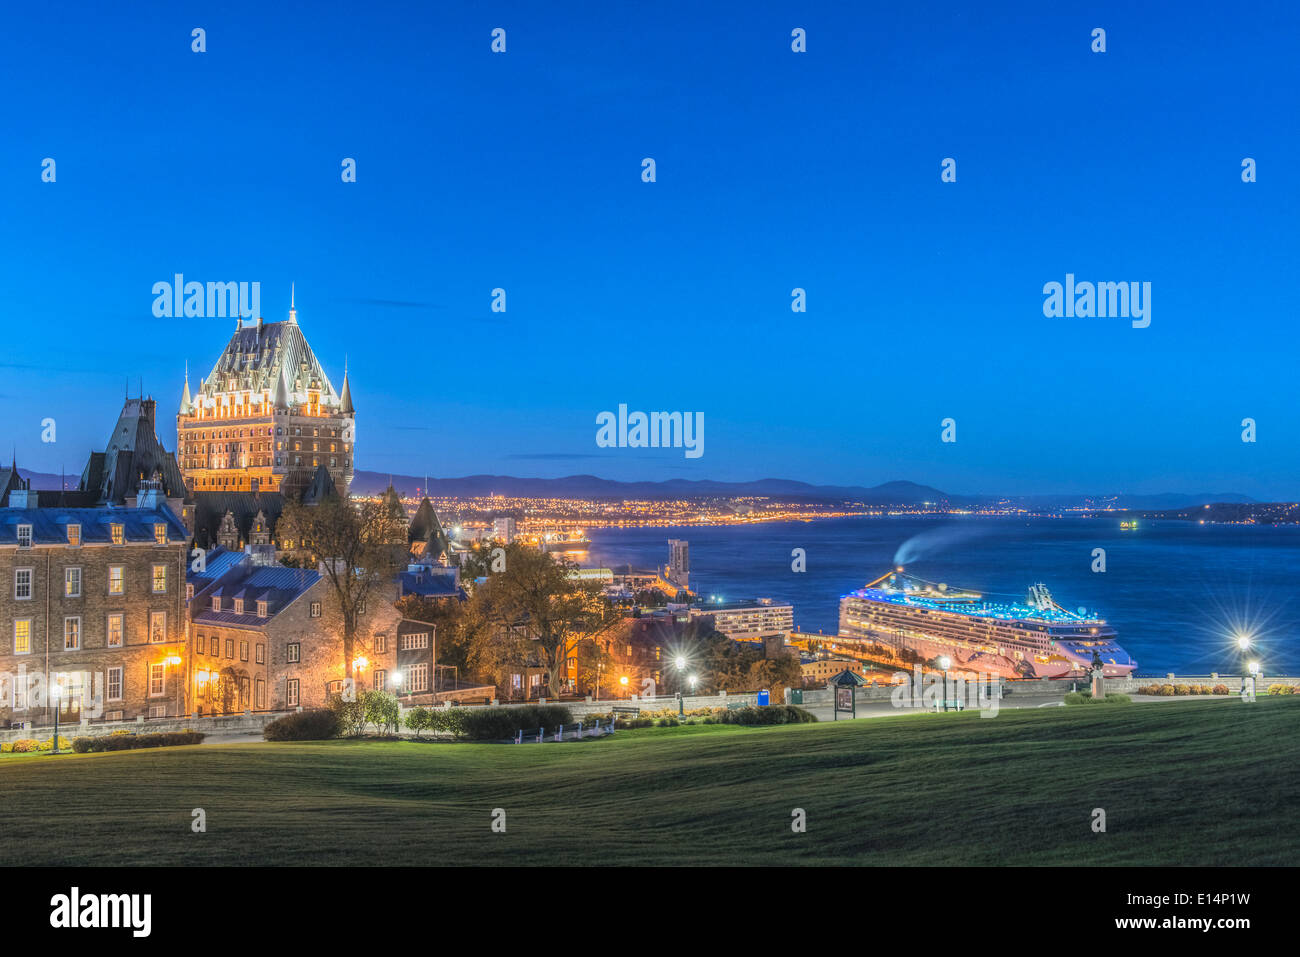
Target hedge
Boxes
[447,705,574,741]
[70,731,205,753]
[264,709,341,741]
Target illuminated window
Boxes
[209,636,219,656]
[67,524,81,547]
[13,619,31,655]
[64,617,81,650]
[399,632,429,651]
[257,600,268,618]
[407,663,429,693]
[110,523,124,546]
[150,611,166,643]
[154,523,167,545]
[233,598,244,615]
[107,613,123,648]
[108,565,124,595]
[65,567,82,598]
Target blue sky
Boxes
[2,0,1296,497]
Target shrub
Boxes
[655,716,680,727]
[404,706,434,737]
[40,735,72,751]
[327,693,367,737]
[713,705,817,726]
[1213,684,1230,695]
[70,731,206,752]
[264,709,340,741]
[430,708,467,738]
[9,739,41,753]
[72,736,94,753]
[361,690,401,735]
[455,704,575,741]
[1156,684,1176,696]
[1266,684,1289,696]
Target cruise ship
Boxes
[837,568,1138,679]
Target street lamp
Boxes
[674,656,689,715]
[1246,660,1261,702]
[51,676,62,753]
[391,670,404,698]
[938,656,952,711]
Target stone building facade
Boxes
[0,486,190,727]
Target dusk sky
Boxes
[2,1,1296,498]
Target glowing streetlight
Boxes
[938,656,952,712]
[51,676,63,753]
[1235,633,1252,651]
[352,656,369,673]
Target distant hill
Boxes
[350,471,1260,509]
[12,464,1260,511]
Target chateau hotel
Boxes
[176,292,355,498]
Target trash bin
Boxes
[756,689,770,706]
[790,689,803,705]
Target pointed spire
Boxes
[274,366,291,410]
[180,362,194,415]
[288,283,298,324]
[339,359,354,415]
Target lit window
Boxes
[233,598,244,615]
[150,611,166,643]
[65,567,82,598]
[107,613,123,647]
[152,565,167,593]
[108,566,124,595]
[64,617,81,650]
[154,523,167,545]
[212,596,221,612]
[407,663,429,693]
[257,600,268,618]
[110,523,124,545]
[13,619,32,655]
[67,524,81,547]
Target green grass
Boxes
[2,696,1296,866]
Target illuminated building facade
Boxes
[0,484,190,726]
[176,297,355,498]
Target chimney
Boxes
[136,476,164,510]
[9,488,36,508]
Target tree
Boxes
[279,495,406,691]
[468,544,611,697]
[572,637,615,697]
[395,593,471,675]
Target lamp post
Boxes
[51,675,62,753]
[938,656,952,712]
[1247,661,1260,703]
[675,656,688,715]
[1235,634,1254,702]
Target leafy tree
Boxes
[279,496,406,689]
[467,544,612,697]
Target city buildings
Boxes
[0,482,190,727]
[689,598,794,642]
[666,538,689,590]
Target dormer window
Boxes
[67,524,81,547]
[16,525,32,548]
[257,600,268,618]
[234,598,244,615]
[212,596,221,612]
[154,523,167,545]
[110,523,124,545]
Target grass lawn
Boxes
[2,696,1296,866]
